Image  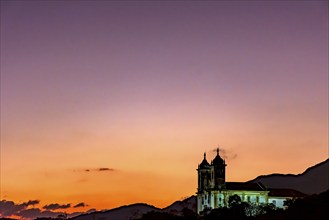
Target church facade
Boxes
[197,149,305,214]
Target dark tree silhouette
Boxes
[228,194,241,207]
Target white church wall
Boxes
[268,197,287,209]
[259,195,267,204]
[227,190,265,204]
[210,193,214,208]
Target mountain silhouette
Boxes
[70,203,160,220]
[248,158,329,195]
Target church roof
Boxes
[268,188,307,197]
[212,148,225,165]
[226,182,267,191]
[225,183,306,197]
[199,152,210,169]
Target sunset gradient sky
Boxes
[1,0,328,217]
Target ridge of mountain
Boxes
[248,158,329,195]
[70,203,160,220]
[249,158,329,178]
[163,196,196,215]
[70,196,197,220]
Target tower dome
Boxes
[213,148,225,165]
[199,152,210,169]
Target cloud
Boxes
[230,153,238,160]
[82,168,115,172]
[73,202,88,208]
[0,200,93,219]
[18,208,42,219]
[86,208,97,213]
[0,200,25,217]
[23,200,40,206]
[0,199,39,217]
[212,147,238,160]
[43,203,71,210]
[18,208,65,219]
[98,168,114,171]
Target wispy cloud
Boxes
[73,202,88,208]
[211,147,238,160]
[98,168,114,171]
[23,200,40,206]
[86,208,96,213]
[81,167,116,172]
[43,203,71,210]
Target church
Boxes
[196,148,305,214]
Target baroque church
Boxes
[196,148,305,214]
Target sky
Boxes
[1,0,328,218]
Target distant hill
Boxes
[70,196,196,220]
[70,203,160,220]
[163,196,196,215]
[248,158,329,195]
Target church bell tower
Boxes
[211,148,226,188]
[197,152,211,192]
[197,148,227,214]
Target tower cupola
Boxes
[199,152,210,169]
[212,148,225,165]
[212,147,226,188]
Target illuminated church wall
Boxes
[268,197,287,209]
